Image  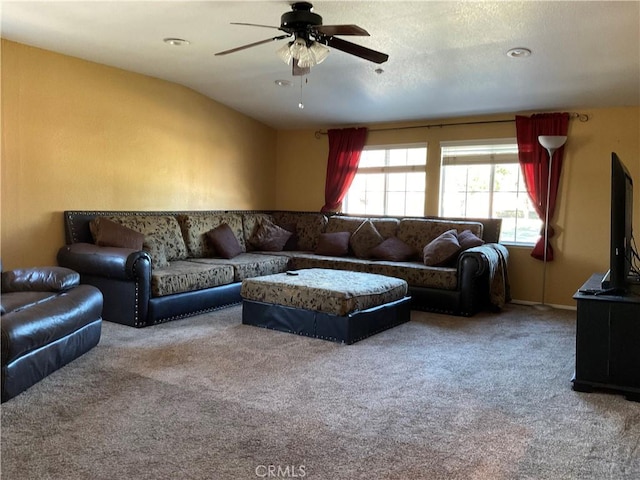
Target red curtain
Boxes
[320,127,368,213]
[515,113,569,261]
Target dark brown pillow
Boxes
[423,229,461,266]
[369,237,417,262]
[277,221,299,250]
[349,220,384,259]
[249,219,292,252]
[458,229,485,250]
[315,231,351,256]
[90,217,145,250]
[206,223,243,259]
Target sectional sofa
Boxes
[57,210,509,327]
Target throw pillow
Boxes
[277,222,299,250]
[90,217,145,250]
[369,237,417,262]
[315,231,351,256]
[206,223,243,259]
[458,229,485,251]
[143,236,169,268]
[249,219,292,252]
[349,220,384,259]
[423,229,461,266]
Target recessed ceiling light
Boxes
[274,79,293,87]
[163,38,190,46]
[374,68,384,75]
[507,47,532,58]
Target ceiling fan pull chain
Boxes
[298,76,305,109]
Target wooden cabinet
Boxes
[573,274,640,401]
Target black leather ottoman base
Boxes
[242,296,411,345]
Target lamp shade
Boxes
[538,135,567,151]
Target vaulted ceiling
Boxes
[2,1,639,129]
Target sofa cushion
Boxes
[325,216,367,235]
[397,218,483,253]
[143,237,169,268]
[423,229,461,266]
[206,223,243,259]
[369,237,417,262]
[248,218,292,252]
[327,215,400,240]
[0,285,103,366]
[315,232,350,256]
[107,215,188,262]
[0,291,57,316]
[349,220,384,258]
[177,213,245,258]
[288,254,458,291]
[151,261,235,297]
[271,212,328,251]
[370,218,401,239]
[188,253,290,282]
[90,217,145,250]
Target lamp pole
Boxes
[536,135,567,309]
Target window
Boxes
[343,145,427,216]
[439,139,540,245]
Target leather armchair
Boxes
[1,265,103,402]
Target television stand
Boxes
[573,274,640,401]
[594,287,624,296]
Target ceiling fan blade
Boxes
[230,22,282,30]
[215,34,291,56]
[325,36,389,64]
[314,24,369,36]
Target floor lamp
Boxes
[535,135,567,310]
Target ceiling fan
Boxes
[214,2,389,75]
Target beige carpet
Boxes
[1,304,639,479]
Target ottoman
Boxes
[240,268,411,344]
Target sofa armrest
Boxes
[457,243,510,309]
[459,243,508,275]
[57,243,151,281]
[457,245,496,278]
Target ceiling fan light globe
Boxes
[297,47,314,68]
[289,38,307,59]
[309,41,330,64]
[277,42,293,64]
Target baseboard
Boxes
[510,299,577,311]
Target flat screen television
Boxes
[601,152,635,292]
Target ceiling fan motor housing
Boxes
[215,1,388,65]
[281,2,322,37]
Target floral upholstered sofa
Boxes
[57,210,509,327]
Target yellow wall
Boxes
[3,40,639,308]
[276,108,640,307]
[1,40,276,269]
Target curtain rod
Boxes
[313,112,589,139]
